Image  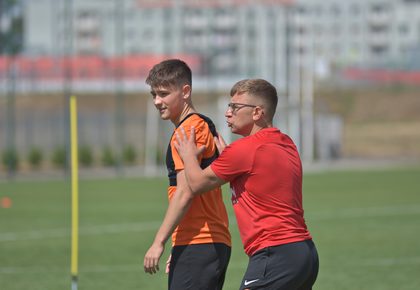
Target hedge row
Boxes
[1,145,138,170]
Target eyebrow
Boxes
[151,88,170,94]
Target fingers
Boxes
[173,126,206,158]
[214,134,227,153]
[174,126,194,147]
[189,125,196,142]
[165,254,171,274]
[214,137,222,152]
[143,247,162,274]
[144,256,160,274]
[217,134,227,147]
[197,145,206,155]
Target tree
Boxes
[0,0,23,55]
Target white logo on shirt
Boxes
[244,279,259,286]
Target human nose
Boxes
[225,107,232,117]
[153,95,163,106]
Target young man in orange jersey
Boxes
[143,59,231,290]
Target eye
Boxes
[228,103,237,110]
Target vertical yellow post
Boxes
[70,95,79,290]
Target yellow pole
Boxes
[70,95,79,290]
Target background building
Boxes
[21,0,420,90]
[23,0,291,89]
[292,0,420,71]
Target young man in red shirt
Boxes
[143,59,231,290]
[175,79,319,290]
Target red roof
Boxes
[0,54,202,81]
[343,68,420,85]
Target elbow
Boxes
[180,189,195,205]
[189,182,208,196]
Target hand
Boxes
[174,126,205,161]
[143,241,165,274]
[214,134,227,153]
[165,254,171,274]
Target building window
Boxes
[350,4,360,15]
[314,5,323,16]
[298,26,307,35]
[369,24,388,33]
[331,4,341,16]
[333,25,341,35]
[297,5,306,15]
[400,45,408,54]
[370,3,390,13]
[351,24,360,35]
[314,24,323,36]
[370,45,388,55]
[399,23,409,35]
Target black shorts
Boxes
[169,243,231,290]
[239,240,319,290]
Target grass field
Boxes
[1,165,420,290]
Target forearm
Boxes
[153,187,193,245]
[183,154,223,194]
[174,126,226,194]
[144,171,193,274]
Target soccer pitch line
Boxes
[307,203,420,221]
[1,203,420,242]
[2,256,420,275]
[0,221,162,242]
[0,264,143,274]
[360,256,420,267]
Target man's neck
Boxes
[249,122,273,136]
[173,105,196,126]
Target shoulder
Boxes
[173,114,216,148]
[221,135,254,157]
[230,134,256,148]
[179,114,213,132]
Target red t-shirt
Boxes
[211,127,312,256]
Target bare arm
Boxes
[174,126,227,194]
[143,170,194,274]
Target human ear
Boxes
[182,84,191,99]
[252,106,264,121]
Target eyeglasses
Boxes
[227,102,257,113]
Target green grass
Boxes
[1,166,420,290]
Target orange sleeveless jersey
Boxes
[168,114,231,247]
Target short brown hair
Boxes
[146,59,192,88]
[230,79,278,120]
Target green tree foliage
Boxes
[0,0,24,55]
[123,145,137,165]
[27,147,43,169]
[2,148,18,170]
[101,146,116,167]
[79,145,93,167]
[51,146,67,169]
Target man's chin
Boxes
[230,127,244,136]
[159,114,170,120]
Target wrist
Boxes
[184,153,198,165]
[153,235,167,246]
